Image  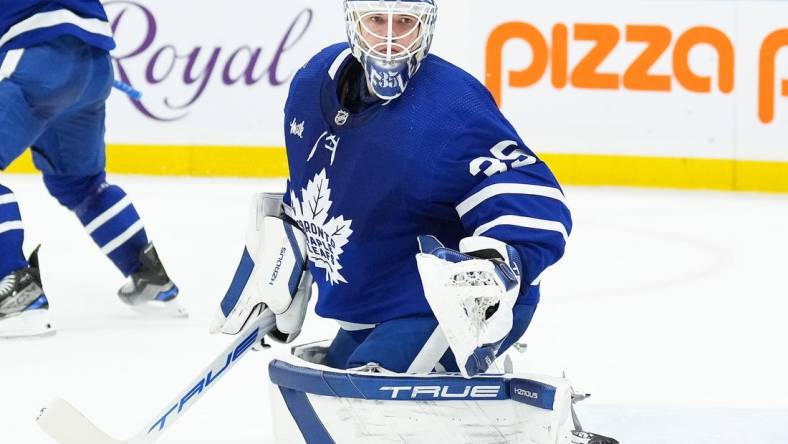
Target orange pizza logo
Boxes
[486,23,787,124]
[759,30,788,123]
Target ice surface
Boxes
[1,174,786,443]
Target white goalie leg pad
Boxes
[268,348,575,444]
[211,193,310,337]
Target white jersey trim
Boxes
[473,215,569,242]
[530,269,547,286]
[328,48,353,80]
[336,320,376,331]
[0,48,24,80]
[0,221,23,235]
[457,183,568,218]
[0,9,112,49]
[0,193,18,206]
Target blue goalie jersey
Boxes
[284,44,572,324]
[0,0,115,53]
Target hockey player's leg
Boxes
[343,316,446,373]
[0,181,53,338]
[0,185,28,280]
[339,305,536,374]
[0,48,55,338]
[0,47,51,161]
[41,173,184,317]
[33,45,184,317]
[325,326,373,369]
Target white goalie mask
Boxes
[343,0,438,100]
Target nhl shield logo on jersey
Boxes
[334,109,350,126]
[290,169,354,284]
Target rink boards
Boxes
[5,0,788,192]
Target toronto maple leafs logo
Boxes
[290,169,353,285]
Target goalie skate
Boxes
[569,430,620,444]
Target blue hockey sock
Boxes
[44,174,149,277]
[79,184,149,276]
[0,184,27,277]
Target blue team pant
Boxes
[0,36,147,277]
[326,304,537,373]
[0,35,111,174]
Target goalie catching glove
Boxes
[210,193,313,344]
[416,235,522,378]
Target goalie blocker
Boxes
[268,342,619,444]
[211,192,313,343]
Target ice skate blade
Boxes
[127,299,189,319]
[0,309,56,339]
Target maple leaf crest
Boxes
[290,169,354,285]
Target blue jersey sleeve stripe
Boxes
[0,9,111,49]
[473,215,569,242]
[457,183,568,218]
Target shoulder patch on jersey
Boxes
[289,117,305,138]
[289,169,354,285]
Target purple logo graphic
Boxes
[106,1,313,121]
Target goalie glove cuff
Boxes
[268,327,298,344]
[459,236,524,298]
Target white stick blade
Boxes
[37,398,124,444]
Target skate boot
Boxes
[0,246,55,338]
[118,243,187,318]
[567,391,619,444]
[570,430,619,444]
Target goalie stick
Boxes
[36,309,276,444]
[112,80,142,100]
